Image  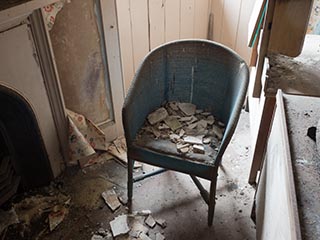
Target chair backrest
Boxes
[123,40,249,157]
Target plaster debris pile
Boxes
[137,102,225,156]
[91,209,167,240]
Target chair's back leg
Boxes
[128,158,134,212]
[208,172,218,226]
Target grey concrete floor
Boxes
[4,111,255,240]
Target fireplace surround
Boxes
[0,0,68,203]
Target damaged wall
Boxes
[50,0,111,124]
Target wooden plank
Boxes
[100,0,125,137]
[220,0,242,49]
[116,0,135,94]
[149,0,165,49]
[248,96,276,184]
[211,0,224,42]
[164,0,180,42]
[180,0,195,39]
[130,0,149,71]
[247,0,267,47]
[256,91,301,240]
[252,0,276,98]
[269,0,313,57]
[193,0,210,39]
[235,0,255,63]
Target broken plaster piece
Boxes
[197,119,208,129]
[193,145,205,154]
[110,215,130,237]
[178,103,196,116]
[158,123,170,130]
[179,146,189,154]
[201,112,211,116]
[179,129,185,137]
[168,102,179,111]
[145,215,156,228]
[203,137,211,144]
[139,232,153,240]
[187,122,197,130]
[101,189,121,212]
[129,221,149,238]
[211,125,223,140]
[147,108,168,125]
[156,218,167,228]
[206,115,215,125]
[176,143,189,150]
[164,116,182,131]
[169,134,180,143]
[155,232,166,240]
[183,136,203,145]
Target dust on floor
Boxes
[1,111,255,240]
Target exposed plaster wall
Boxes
[50,0,110,124]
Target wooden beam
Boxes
[252,0,276,98]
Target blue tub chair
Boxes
[122,40,249,226]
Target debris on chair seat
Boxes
[206,115,215,125]
[158,123,170,130]
[101,189,121,212]
[110,215,130,237]
[217,121,225,127]
[145,214,156,228]
[193,144,205,154]
[176,143,190,150]
[201,112,212,116]
[178,102,196,116]
[167,101,178,111]
[147,108,168,125]
[135,101,226,161]
[155,232,166,240]
[156,218,167,228]
[178,128,185,137]
[169,133,180,143]
[186,122,197,130]
[210,126,223,140]
[183,136,203,145]
[197,119,208,129]
[164,116,182,131]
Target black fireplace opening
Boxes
[0,85,54,206]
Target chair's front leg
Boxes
[208,172,218,226]
[127,157,134,212]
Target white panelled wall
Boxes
[116,0,255,94]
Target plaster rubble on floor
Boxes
[145,214,156,228]
[110,215,130,237]
[101,189,121,212]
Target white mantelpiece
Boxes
[0,3,68,177]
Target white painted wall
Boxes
[116,0,255,94]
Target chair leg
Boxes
[127,158,134,212]
[208,176,218,226]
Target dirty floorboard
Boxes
[3,111,255,240]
